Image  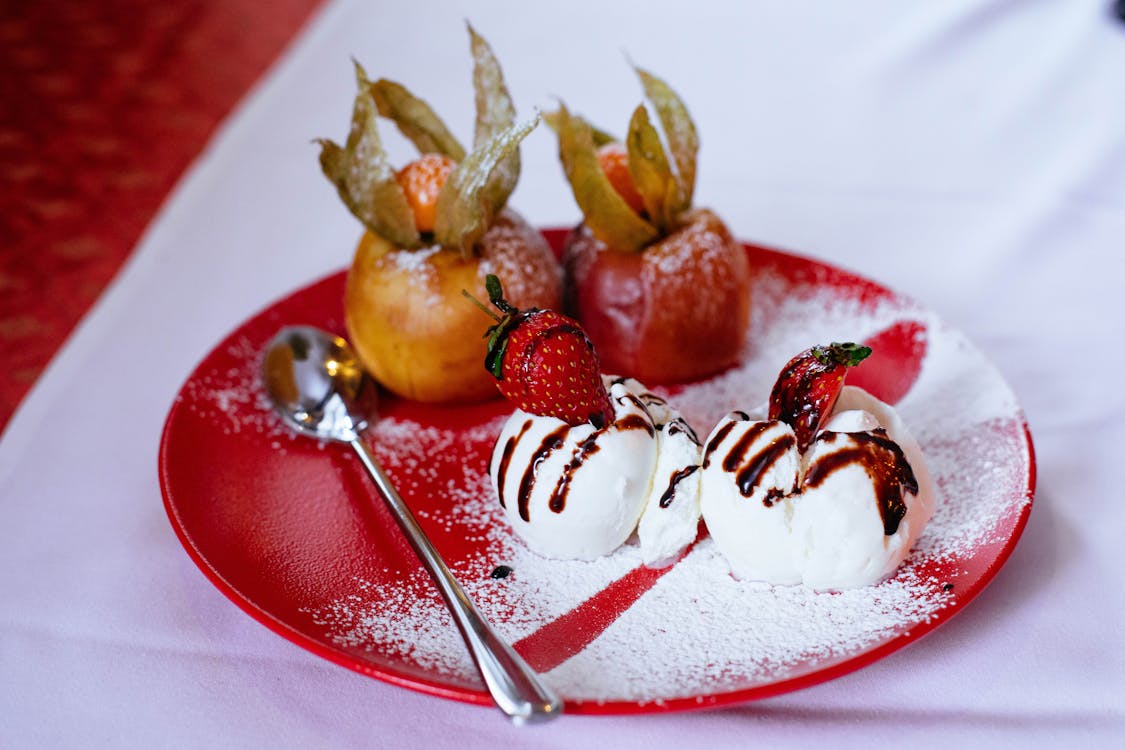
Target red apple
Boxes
[562,208,750,383]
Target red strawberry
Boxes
[768,342,872,453]
[469,274,614,426]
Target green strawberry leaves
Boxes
[485,272,511,311]
[812,342,873,368]
[475,274,519,379]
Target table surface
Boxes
[0,0,323,430]
[2,1,1124,747]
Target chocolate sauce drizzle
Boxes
[548,432,602,513]
[658,465,700,508]
[666,417,701,445]
[705,418,917,528]
[721,422,775,473]
[614,391,650,416]
[502,401,658,521]
[737,435,797,504]
[702,413,748,468]
[516,425,569,522]
[804,429,919,535]
[495,419,532,509]
[544,413,656,513]
[710,420,797,505]
[615,413,655,437]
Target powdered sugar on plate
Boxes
[166,249,1033,710]
[291,269,1031,706]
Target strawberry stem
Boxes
[461,288,502,323]
[466,275,526,380]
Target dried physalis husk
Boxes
[635,66,697,217]
[556,103,659,253]
[369,78,466,161]
[320,28,533,256]
[317,61,420,248]
[625,103,678,232]
[434,115,540,256]
[468,23,521,226]
[543,109,618,148]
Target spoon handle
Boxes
[349,439,563,724]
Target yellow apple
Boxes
[345,210,561,403]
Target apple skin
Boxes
[562,208,750,384]
[345,209,561,403]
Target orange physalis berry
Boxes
[395,153,457,234]
[595,142,645,216]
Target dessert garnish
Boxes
[700,343,935,590]
[468,274,613,427]
[550,67,750,383]
[316,25,561,404]
[474,279,703,563]
[318,26,534,255]
[767,342,873,452]
[552,67,697,252]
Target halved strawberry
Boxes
[468,274,614,426]
[768,342,872,453]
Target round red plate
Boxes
[159,232,1034,714]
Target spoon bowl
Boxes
[263,326,375,442]
[262,326,562,724]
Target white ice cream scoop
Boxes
[490,377,702,563]
[700,386,934,590]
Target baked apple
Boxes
[554,69,750,383]
[317,27,560,403]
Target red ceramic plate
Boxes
[159,232,1034,714]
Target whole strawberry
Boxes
[768,342,872,453]
[470,274,614,426]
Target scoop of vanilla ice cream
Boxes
[813,386,935,586]
[700,386,934,590]
[490,376,703,561]
[634,391,703,567]
[699,416,805,583]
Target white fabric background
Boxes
[2,0,1123,746]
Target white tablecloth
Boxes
[3,1,1123,746]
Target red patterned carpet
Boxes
[0,0,323,432]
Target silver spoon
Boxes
[262,326,562,724]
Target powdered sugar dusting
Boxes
[546,542,948,702]
[174,254,1032,708]
[293,271,1029,704]
[181,334,299,443]
[306,575,472,681]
